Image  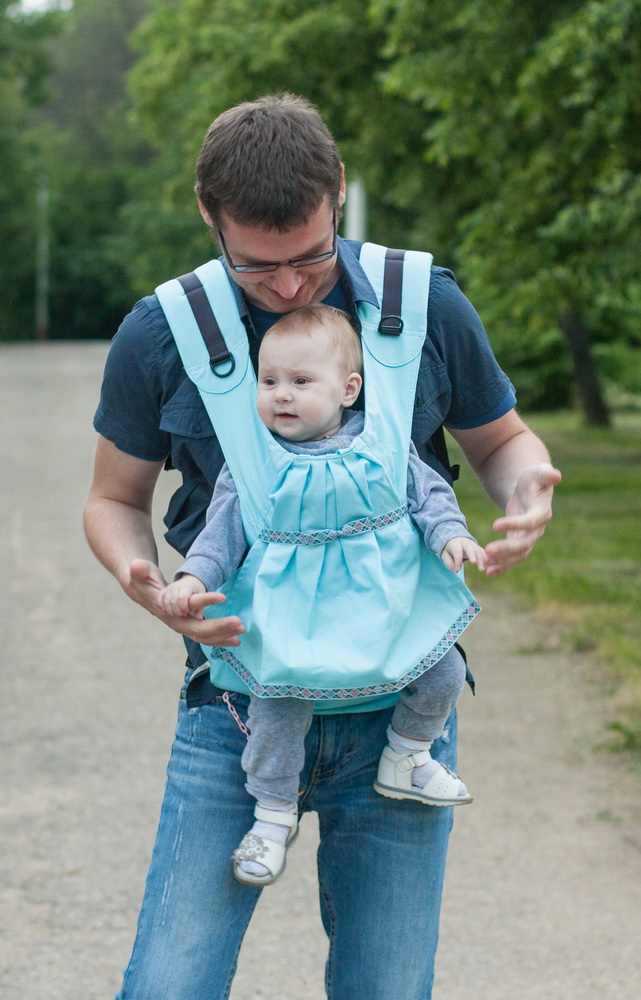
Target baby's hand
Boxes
[157,574,207,618]
[441,537,487,574]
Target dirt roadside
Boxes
[1,342,640,1000]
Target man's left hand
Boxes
[484,462,562,577]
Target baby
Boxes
[159,304,486,886]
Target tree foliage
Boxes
[0,0,151,341]
[0,0,60,339]
[373,0,641,416]
[123,0,446,292]
[124,0,641,418]
[38,0,151,339]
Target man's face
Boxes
[205,199,342,314]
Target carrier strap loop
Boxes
[378,248,406,335]
[177,272,235,376]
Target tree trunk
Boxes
[559,311,611,427]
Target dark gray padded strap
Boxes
[378,248,405,335]
[177,272,235,376]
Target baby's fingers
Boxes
[161,593,188,618]
[157,591,175,616]
[464,541,487,572]
[441,540,463,573]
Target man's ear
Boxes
[343,372,363,406]
[196,194,215,228]
[337,163,346,209]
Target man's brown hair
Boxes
[196,94,342,231]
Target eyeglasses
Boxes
[217,211,337,274]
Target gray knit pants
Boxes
[241,645,467,807]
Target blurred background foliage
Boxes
[2,0,641,421]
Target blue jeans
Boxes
[116,689,458,1000]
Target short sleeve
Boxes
[93,297,173,461]
[427,268,516,429]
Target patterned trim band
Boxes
[258,503,409,546]
[210,600,481,701]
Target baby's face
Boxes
[257,328,353,442]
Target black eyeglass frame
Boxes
[217,210,337,274]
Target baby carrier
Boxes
[156,244,479,704]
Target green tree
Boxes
[38,0,151,339]
[0,1,60,340]
[375,0,641,421]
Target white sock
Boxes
[386,726,441,787]
[238,800,295,877]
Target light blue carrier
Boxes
[156,244,480,703]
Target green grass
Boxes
[450,412,641,752]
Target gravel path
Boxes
[2,341,640,999]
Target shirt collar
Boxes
[219,235,379,320]
[336,238,379,307]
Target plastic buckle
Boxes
[378,315,404,336]
[211,354,236,377]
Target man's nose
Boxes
[268,266,304,299]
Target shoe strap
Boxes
[254,804,298,828]
[397,748,433,771]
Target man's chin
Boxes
[262,291,310,313]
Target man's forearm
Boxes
[473,428,552,511]
[84,496,159,596]
[450,413,552,511]
[451,412,561,575]
[83,438,244,645]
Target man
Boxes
[85,93,561,1000]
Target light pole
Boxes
[345,178,367,243]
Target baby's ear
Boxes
[344,371,363,404]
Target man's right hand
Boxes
[129,559,245,647]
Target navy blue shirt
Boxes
[94,238,515,683]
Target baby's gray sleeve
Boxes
[407,443,476,556]
[174,463,248,591]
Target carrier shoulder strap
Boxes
[377,247,459,482]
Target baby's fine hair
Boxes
[262,304,363,376]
